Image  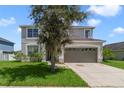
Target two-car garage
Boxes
[64,48,97,63]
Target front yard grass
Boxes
[0,61,88,87]
[103,60,124,70]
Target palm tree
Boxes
[30,5,88,72]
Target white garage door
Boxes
[64,48,97,63]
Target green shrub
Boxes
[14,52,27,62]
[103,48,115,61]
[29,53,44,62]
[14,51,44,62]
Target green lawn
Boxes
[103,60,124,70]
[0,61,88,87]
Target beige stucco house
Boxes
[20,25,105,63]
[104,42,124,60]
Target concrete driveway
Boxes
[65,63,124,87]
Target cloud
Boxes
[17,27,21,32]
[87,5,122,17]
[87,19,101,26]
[0,17,16,26]
[113,27,124,34]
[109,27,124,37]
[72,21,80,26]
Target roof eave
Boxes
[72,40,106,43]
[20,25,95,29]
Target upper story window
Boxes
[85,30,91,38]
[27,29,38,38]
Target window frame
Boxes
[26,28,39,39]
[27,45,39,55]
[84,29,92,39]
[85,29,91,38]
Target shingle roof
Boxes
[0,37,14,44]
[104,42,124,51]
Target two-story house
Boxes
[20,25,105,63]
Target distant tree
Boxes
[30,5,89,72]
[103,48,114,61]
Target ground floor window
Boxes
[27,45,38,55]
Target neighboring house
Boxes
[0,37,14,53]
[104,42,124,60]
[0,37,14,61]
[20,25,105,63]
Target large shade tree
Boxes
[30,5,89,72]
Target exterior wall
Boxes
[22,41,38,55]
[0,43,14,52]
[21,25,103,63]
[21,26,39,55]
[21,27,27,39]
[59,41,103,63]
[112,51,124,60]
[21,26,27,54]
[22,38,45,55]
[21,26,94,55]
[69,28,93,40]
[21,26,92,55]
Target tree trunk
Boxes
[50,55,55,72]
